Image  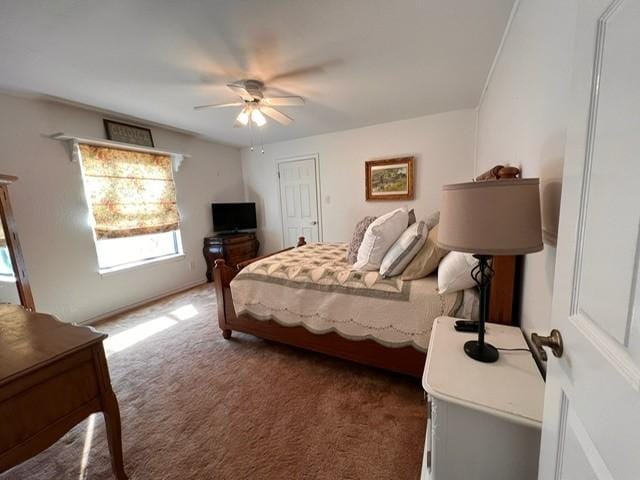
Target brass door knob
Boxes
[531,329,563,361]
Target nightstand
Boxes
[421,317,544,480]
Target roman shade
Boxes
[0,225,5,248]
[79,144,179,239]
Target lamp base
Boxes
[464,340,499,363]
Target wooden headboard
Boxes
[475,165,521,325]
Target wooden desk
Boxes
[0,305,127,479]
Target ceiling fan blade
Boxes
[193,102,244,111]
[266,60,339,83]
[260,106,293,125]
[262,96,305,107]
[227,83,254,101]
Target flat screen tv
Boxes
[211,202,257,233]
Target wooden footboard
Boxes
[214,237,307,338]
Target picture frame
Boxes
[103,119,154,147]
[365,156,415,201]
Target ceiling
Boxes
[0,0,514,147]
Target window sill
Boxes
[99,253,186,277]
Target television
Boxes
[211,202,257,233]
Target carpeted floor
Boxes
[2,284,426,479]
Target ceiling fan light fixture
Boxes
[251,108,267,127]
[237,108,250,125]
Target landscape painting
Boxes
[365,157,415,200]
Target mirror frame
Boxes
[0,174,35,311]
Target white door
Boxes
[538,1,640,479]
[278,157,320,247]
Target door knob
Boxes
[531,329,563,361]
[310,221,318,225]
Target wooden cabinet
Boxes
[421,317,544,480]
[203,232,259,281]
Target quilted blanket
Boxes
[230,243,464,351]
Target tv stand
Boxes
[203,232,259,282]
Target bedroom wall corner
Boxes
[474,0,579,336]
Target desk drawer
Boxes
[0,359,99,452]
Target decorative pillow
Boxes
[401,224,450,280]
[424,210,440,230]
[345,216,377,263]
[437,251,479,294]
[408,209,416,226]
[380,221,427,278]
[353,208,409,271]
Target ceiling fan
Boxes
[193,79,304,128]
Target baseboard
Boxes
[80,280,207,325]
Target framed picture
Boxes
[365,156,415,201]
[103,119,154,147]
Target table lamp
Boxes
[437,178,543,363]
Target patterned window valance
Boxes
[79,144,180,239]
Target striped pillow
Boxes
[379,221,427,278]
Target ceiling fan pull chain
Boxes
[249,120,254,151]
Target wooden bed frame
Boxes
[213,166,521,378]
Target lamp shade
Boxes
[437,179,543,255]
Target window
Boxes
[0,246,14,279]
[0,227,14,279]
[95,231,182,270]
[78,144,183,271]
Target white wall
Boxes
[475,0,578,335]
[242,109,476,253]
[0,93,243,323]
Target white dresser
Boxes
[421,317,545,480]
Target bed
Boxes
[213,165,520,377]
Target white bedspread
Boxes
[230,243,472,351]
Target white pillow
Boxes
[379,221,427,278]
[354,208,409,271]
[437,251,479,294]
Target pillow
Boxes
[407,209,416,226]
[424,210,440,230]
[354,208,409,271]
[380,221,427,278]
[437,251,479,294]
[345,216,377,263]
[401,224,450,280]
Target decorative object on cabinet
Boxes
[365,157,415,201]
[104,119,154,147]
[203,232,259,282]
[0,305,128,479]
[438,177,543,362]
[421,317,544,480]
[0,174,35,310]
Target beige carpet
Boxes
[2,285,426,479]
